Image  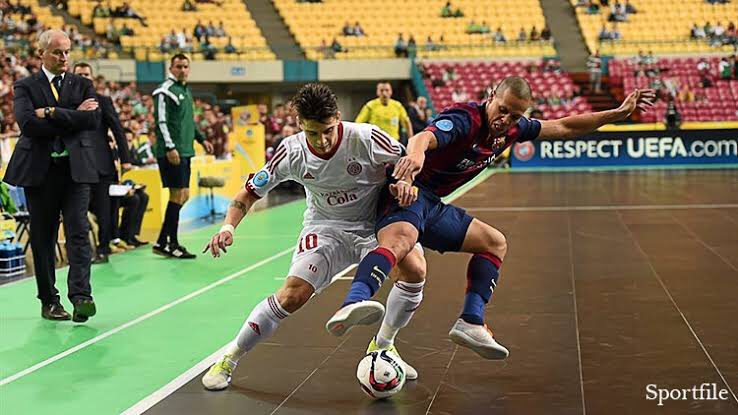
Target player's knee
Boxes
[276,279,313,313]
[485,229,507,259]
[381,226,417,260]
[397,251,426,284]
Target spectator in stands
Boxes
[93,2,111,17]
[493,27,506,42]
[530,26,540,41]
[214,21,227,37]
[194,21,206,42]
[407,95,429,133]
[342,21,354,36]
[394,33,407,57]
[665,95,680,130]
[441,1,463,18]
[480,21,491,34]
[330,37,344,53]
[586,0,600,14]
[442,66,457,82]
[610,24,621,40]
[517,27,527,41]
[704,21,714,38]
[204,108,229,159]
[697,58,713,87]
[424,36,439,51]
[201,35,216,60]
[466,20,481,34]
[115,2,147,26]
[588,50,603,93]
[625,0,637,13]
[452,87,468,102]
[176,29,191,51]
[182,0,196,11]
[609,1,627,22]
[541,25,551,41]
[598,25,611,41]
[353,21,365,36]
[691,23,706,39]
[320,39,334,59]
[725,22,737,45]
[121,23,134,36]
[206,21,216,37]
[407,35,417,58]
[224,37,237,54]
[719,57,732,79]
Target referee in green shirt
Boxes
[152,53,213,259]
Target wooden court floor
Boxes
[146,170,738,415]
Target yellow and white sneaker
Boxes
[202,354,237,391]
[448,318,509,360]
[366,337,418,380]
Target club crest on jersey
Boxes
[435,119,453,132]
[252,170,270,187]
[347,161,362,176]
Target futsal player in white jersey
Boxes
[201,83,427,390]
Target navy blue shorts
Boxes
[157,156,191,189]
[375,186,474,253]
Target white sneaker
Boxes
[325,301,385,336]
[202,354,237,391]
[448,318,509,360]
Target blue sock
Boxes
[460,253,501,325]
[342,248,396,307]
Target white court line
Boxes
[0,247,294,387]
[566,214,587,415]
[122,168,500,414]
[122,264,358,415]
[467,203,738,212]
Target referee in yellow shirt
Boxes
[355,81,413,141]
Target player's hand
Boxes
[121,163,132,173]
[389,180,418,207]
[77,98,98,111]
[203,229,234,257]
[392,152,425,181]
[166,148,180,165]
[202,140,214,154]
[617,88,656,119]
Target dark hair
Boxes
[494,76,533,101]
[170,53,189,66]
[123,128,133,134]
[291,83,339,122]
[73,61,92,73]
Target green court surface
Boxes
[0,168,495,415]
[0,200,306,415]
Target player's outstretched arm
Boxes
[203,188,258,258]
[392,131,437,180]
[538,88,656,139]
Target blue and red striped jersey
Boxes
[416,102,541,197]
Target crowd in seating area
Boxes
[609,54,738,122]
[276,0,555,60]
[66,0,275,61]
[573,0,738,56]
[420,59,591,120]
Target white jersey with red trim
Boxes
[245,121,403,229]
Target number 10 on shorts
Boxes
[297,233,318,254]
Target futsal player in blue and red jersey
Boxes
[327,76,655,360]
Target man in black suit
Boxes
[3,29,101,322]
[73,62,132,264]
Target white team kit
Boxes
[245,121,419,292]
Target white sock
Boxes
[225,294,290,362]
[376,280,425,348]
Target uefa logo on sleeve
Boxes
[514,142,535,162]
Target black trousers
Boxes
[25,159,93,305]
[90,174,115,254]
[120,190,149,241]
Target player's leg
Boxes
[202,276,315,391]
[448,217,510,360]
[368,244,426,380]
